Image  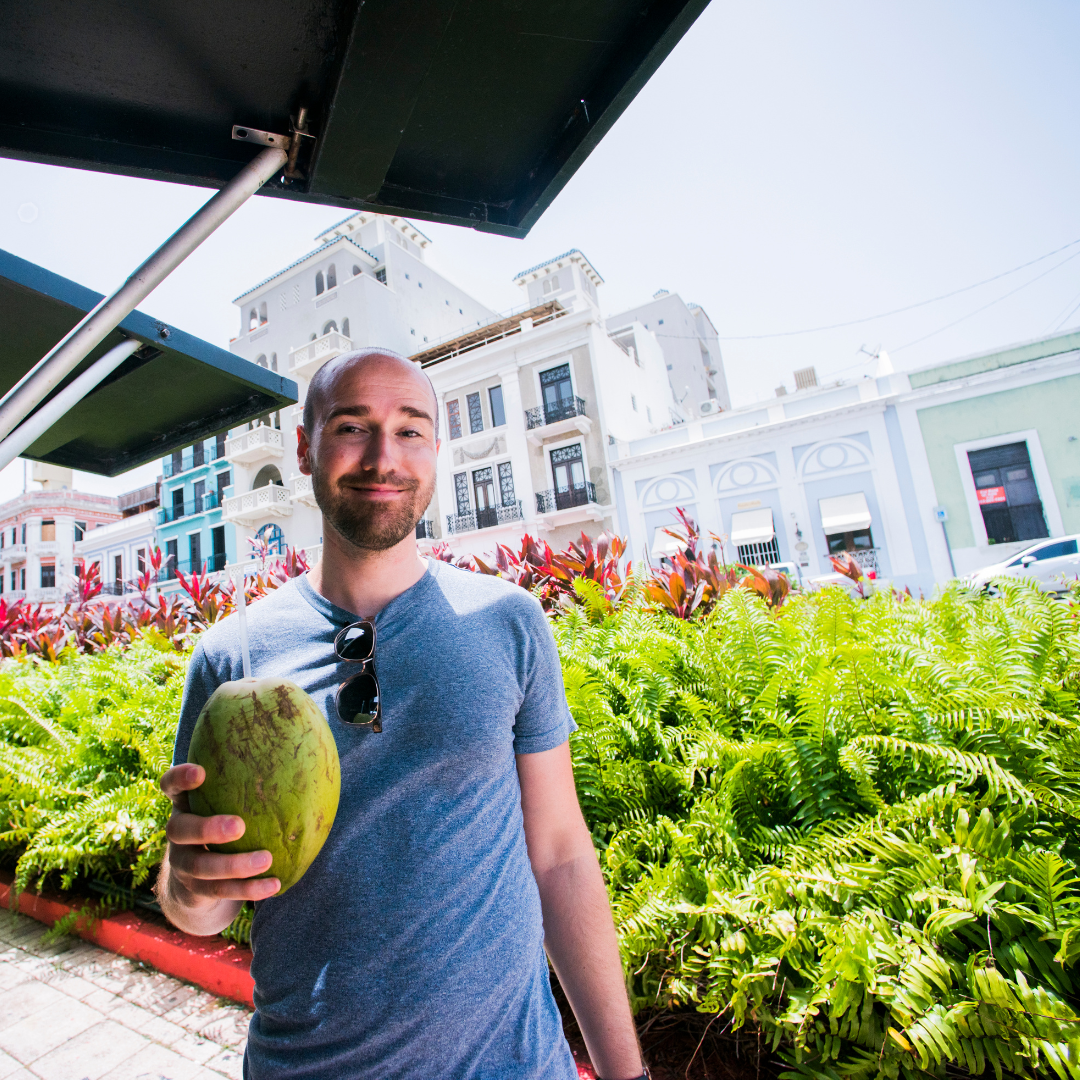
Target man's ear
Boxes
[297,425,313,476]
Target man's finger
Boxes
[180,875,281,902]
[167,810,245,847]
[172,846,273,882]
[160,763,205,798]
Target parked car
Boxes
[768,561,804,587]
[967,534,1080,594]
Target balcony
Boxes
[289,330,352,380]
[837,547,881,576]
[290,473,319,508]
[415,519,435,540]
[224,426,284,465]
[525,397,592,445]
[158,492,220,524]
[222,484,292,525]
[163,444,224,477]
[534,483,603,526]
[446,501,523,535]
[156,553,229,581]
[2,544,27,560]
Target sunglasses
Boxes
[334,620,382,732]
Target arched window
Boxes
[309,332,317,341]
[342,318,350,339]
[256,523,285,555]
[326,264,337,289]
[322,320,338,336]
[248,308,258,331]
[270,353,278,372]
[315,271,325,296]
[352,265,361,277]
[258,302,267,325]
[253,464,283,489]
[255,354,268,368]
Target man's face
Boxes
[297,355,439,552]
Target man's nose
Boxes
[359,428,394,472]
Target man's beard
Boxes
[310,462,434,552]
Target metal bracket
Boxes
[232,126,290,149]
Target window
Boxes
[418,280,423,288]
[539,363,574,423]
[10,528,15,545]
[256,354,268,368]
[327,264,337,289]
[737,537,781,566]
[658,318,664,325]
[342,318,350,338]
[467,392,484,434]
[165,538,178,579]
[211,526,227,570]
[0,576,3,595]
[20,524,25,544]
[376,268,387,284]
[488,385,506,427]
[172,488,185,518]
[41,564,55,589]
[0,531,4,549]
[498,461,516,506]
[968,442,1048,545]
[646,406,653,423]
[248,308,258,331]
[9,571,15,591]
[405,273,410,280]
[453,471,470,515]
[271,353,278,372]
[193,479,206,509]
[410,328,415,336]
[472,467,496,527]
[189,532,202,572]
[352,265,362,276]
[75,521,86,542]
[216,470,231,500]
[20,568,26,590]
[315,271,325,295]
[171,448,183,476]
[137,548,146,574]
[542,275,560,294]
[459,308,463,314]
[41,519,55,541]
[446,399,463,440]
[259,302,267,325]
[826,528,873,555]
[322,320,338,336]
[631,394,638,411]
[257,523,285,556]
[216,433,226,458]
[550,444,587,510]
[1029,538,1079,561]
[114,554,123,587]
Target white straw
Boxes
[232,568,252,679]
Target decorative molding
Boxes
[713,456,779,495]
[453,435,506,467]
[796,438,874,480]
[640,473,697,509]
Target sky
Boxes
[2,0,1079,502]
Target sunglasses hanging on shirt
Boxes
[334,620,382,732]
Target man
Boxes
[156,348,647,1079]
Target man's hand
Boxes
[155,763,280,937]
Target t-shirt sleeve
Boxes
[172,642,226,766]
[512,596,577,755]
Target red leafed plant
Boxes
[828,551,869,599]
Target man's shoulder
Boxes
[196,576,315,663]
[430,560,545,623]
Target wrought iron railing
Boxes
[163,444,224,477]
[415,519,435,539]
[535,482,597,514]
[845,547,881,575]
[157,492,220,524]
[157,553,229,581]
[524,396,587,430]
[445,501,523,534]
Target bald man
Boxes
[156,350,647,1080]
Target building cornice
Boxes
[0,490,120,520]
[232,236,378,304]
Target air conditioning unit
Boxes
[699,399,721,415]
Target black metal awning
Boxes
[0,249,296,476]
[0,0,709,238]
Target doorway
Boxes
[539,363,574,424]
[550,444,587,510]
[968,442,1048,545]
[472,467,497,529]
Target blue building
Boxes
[156,434,234,586]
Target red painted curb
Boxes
[0,871,254,1006]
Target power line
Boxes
[704,236,1080,341]
[892,247,1080,352]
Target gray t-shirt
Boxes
[173,559,579,1080]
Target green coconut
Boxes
[187,677,340,895]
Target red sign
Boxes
[977,486,1007,505]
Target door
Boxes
[113,554,123,591]
[550,444,586,510]
[165,538,178,579]
[189,532,202,574]
[193,479,206,511]
[211,526,226,572]
[472,467,497,529]
[968,443,1048,545]
[539,363,574,423]
[171,488,185,520]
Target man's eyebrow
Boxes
[324,403,434,424]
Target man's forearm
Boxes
[535,852,643,1080]
[155,848,243,938]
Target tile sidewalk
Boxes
[0,910,250,1080]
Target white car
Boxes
[967,535,1080,595]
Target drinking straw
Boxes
[232,568,252,679]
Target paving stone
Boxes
[187,1007,249,1049]
[0,1048,25,1079]
[169,1031,221,1065]
[201,1047,244,1080]
[0,980,72,1032]
[133,1013,189,1048]
[99,1039,207,1080]
[29,1019,149,1080]
[0,995,102,1065]
[51,973,102,1001]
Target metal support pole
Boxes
[0,338,141,472]
[941,521,957,578]
[0,145,288,446]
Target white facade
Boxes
[74,510,158,596]
[420,251,685,559]
[221,213,498,561]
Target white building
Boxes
[415,250,687,558]
[73,482,159,595]
[219,212,498,564]
[607,289,730,417]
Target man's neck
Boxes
[306,524,429,620]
